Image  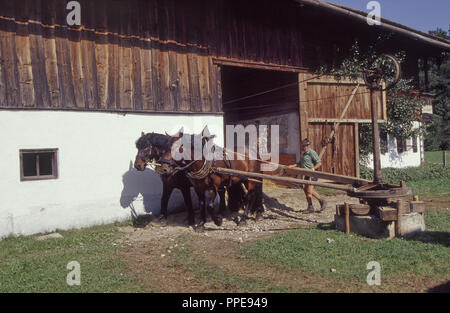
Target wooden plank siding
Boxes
[0,0,248,113]
[298,74,386,176]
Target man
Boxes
[294,139,327,213]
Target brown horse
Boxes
[158,126,263,230]
[134,130,196,226]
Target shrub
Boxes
[360,163,450,183]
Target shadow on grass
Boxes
[317,222,336,231]
[427,280,450,293]
[404,231,450,248]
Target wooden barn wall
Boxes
[0,0,229,112]
[0,0,418,115]
[309,123,356,176]
[304,79,385,121]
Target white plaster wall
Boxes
[364,122,422,169]
[0,110,224,238]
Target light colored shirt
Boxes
[300,149,321,169]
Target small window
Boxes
[412,136,418,153]
[380,132,388,154]
[396,138,407,154]
[20,149,58,181]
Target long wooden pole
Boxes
[281,164,369,185]
[370,89,383,184]
[212,167,355,192]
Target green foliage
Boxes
[318,39,426,158]
[360,163,450,183]
[423,28,450,151]
[360,163,450,198]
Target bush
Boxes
[360,163,450,183]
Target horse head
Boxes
[158,126,216,176]
[134,131,158,171]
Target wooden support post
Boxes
[396,200,402,237]
[354,122,360,178]
[344,202,350,235]
[298,73,310,141]
[444,150,447,168]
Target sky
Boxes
[329,0,449,33]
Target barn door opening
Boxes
[221,66,301,164]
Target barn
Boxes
[1,0,449,238]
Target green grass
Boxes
[425,151,450,165]
[242,211,450,283]
[315,186,340,196]
[408,177,450,198]
[0,221,146,293]
[360,163,450,199]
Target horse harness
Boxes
[168,145,235,183]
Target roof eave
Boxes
[296,0,450,52]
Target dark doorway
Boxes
[221,66,301,162]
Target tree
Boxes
[424,28,450,151]
[317,38,426,161]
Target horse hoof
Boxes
[158,217,168,226]
[195,224,205,232]
[213,216,223,226]
[255,212,263,221]
[238,218,247,226]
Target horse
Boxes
[158,126,263,231]
[134,129,196,226]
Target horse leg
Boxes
[239,182,256,226]
[254,181,264,221]
[207,188,222,226]
[195,189,207,232]
[228,183,243,225]
[217,187,227,224]
[181,186,195,226]
[160,184,173,225]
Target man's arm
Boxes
[311,151,322,170]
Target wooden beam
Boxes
[279,164,369,185]
[307,78,365,85]
[212,167,355,192]
[345,202,350,234]
[308,118,386,124]
[298,73,309,141]
[354,122,360,178]
[212,57,309,73]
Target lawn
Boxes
[425,150,450,165]
[242,210,450,288]
[0,221,148,293]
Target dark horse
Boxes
[134,129,196,226]
[159,126,263,230]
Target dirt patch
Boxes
[117,182,361,292]
[423,197,450,210]
[117,182,447,292]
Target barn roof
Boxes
[296,0,450,52]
